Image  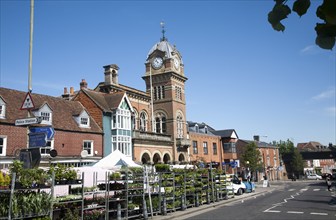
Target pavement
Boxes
[149,180,336,220]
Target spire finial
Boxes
[160,21,166,41]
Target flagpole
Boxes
[28,0,34,93]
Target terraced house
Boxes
[0,87,103,169]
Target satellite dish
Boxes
[81,150,88,158]
[50,149,58,158]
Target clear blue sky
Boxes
[1,0,335,146]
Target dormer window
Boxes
[75,110,90,128]
[33,103,52,125]
[41,112,51,122]
[0,97,6,119]
[81,117,89,126]
[195,124,199,133]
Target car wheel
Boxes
[237,188,243,195]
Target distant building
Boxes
[236,137,281,181]
[297,141,335,174]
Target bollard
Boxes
[143,198,148,220]
[195,192,199,207]
[162,196,167,215]
[117,203,121,220]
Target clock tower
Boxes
[142,22,190,163]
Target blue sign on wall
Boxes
[30,127,55,139]
[29,132,47,148]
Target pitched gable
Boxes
[0,87,102,133]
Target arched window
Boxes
[176,113,184,138]
[132,109,138,130]
[155,112,167,134]
[139,111,148,131]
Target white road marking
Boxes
[265,210,281,213]
[287,211,303,214]
[288,189,295,191]
[313,189,320,191]
[310,212,328,216]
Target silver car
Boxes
[306,174,322,180]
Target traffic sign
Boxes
[20,92,35,110]
[29,132,47,148]
[15,117,40,126]
[30,126,55,139]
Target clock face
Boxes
[174,58,180,70]
[152,56,163,69]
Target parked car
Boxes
[226,174,246,195]
[306,174,322,180]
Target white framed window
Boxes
[195,124,199,133]
[80,117,89,126]
[83,140,93,156]
[132,109,138,130]
[193,141,198,154]
[33,104,52,125]
[155,112,167,134]
[203,142,208,155]
[40,140,54,156]
[75,110,90,128]
[0,98,6,119]
[0,136,7,156]
[154,86,165,100]
[140,112,148,131]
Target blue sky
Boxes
[1,0,335,146]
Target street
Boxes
[180,181,336,220]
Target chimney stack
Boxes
[253,135,260,142]
[80,79,88,89]
[103,64,119,85]
[70,87,74,95]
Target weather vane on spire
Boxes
[160,21,166,41]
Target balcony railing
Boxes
[132,130,172,142]
[176,138,191,147]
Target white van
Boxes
[226,174,246,195]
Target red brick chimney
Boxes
[80,79,88,89]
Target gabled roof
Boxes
[213,129,239,139]
[0,87,102,133]
[80,89,133,113]
[297,141,327,151]
[187,121,217,135]
[94,82,150,101]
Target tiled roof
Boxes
[214,129,238,139]
[297,141,327,151]
[0,87,102,133]
[187,121,216,135]
[239,139,278,149]
[81,89,126,112]
[94,82,149,99]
